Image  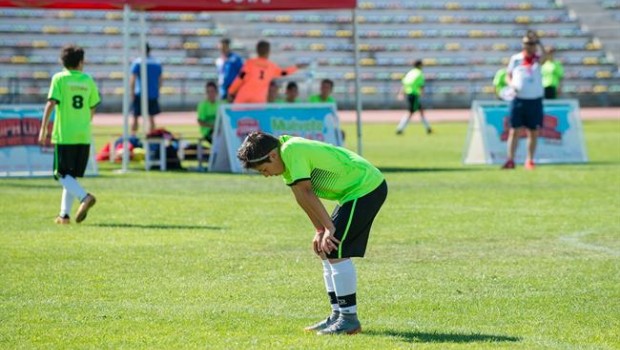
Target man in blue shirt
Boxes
[130,43,163,134]
[216,38,244,101]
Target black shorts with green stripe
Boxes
[327,180,388,259]
[54,144,90,180]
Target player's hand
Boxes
[312,230,324,256]
[320,229,340,254]
[396,92,404,101]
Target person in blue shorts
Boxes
[237,132,387,335]
[503,35,544,170]
[130,43,163,134]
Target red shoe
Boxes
[501,159,515,169]
[525,160,535,170]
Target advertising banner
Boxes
[209,103,342,173]
[0,105,97,177]
[463,100,588,165]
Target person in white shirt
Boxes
[502,35,544,170]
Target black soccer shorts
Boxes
[327,180,388,259]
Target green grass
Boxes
[1,121,619,349]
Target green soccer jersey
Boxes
[48,69,100,144]
[401,67,424,96]
[308,94,336,103]
[542,60,564,88]
[197,99,219,138]
[279,135,384,204]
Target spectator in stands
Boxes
[216,38,244,101]
[197,81,219,143]
[308,79,336,104]
[228,40,303,104]
[237,131,387,336]
[130,43,162,135]
[395,60,432,135]
[308,79,345,141]
[267,81,280,103]
[281,81,300,103]
[493,68,508,99]
[502,35,544,170]
[38,45,100,225]
[542,46,564,99]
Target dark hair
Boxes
[146,43,151,56]
[237,131,280,169]
[286,81,298,90]
[256,40,270,56]
[206,81,217,89]
[220,38,231,46]
[321,79,334,88]
[414,60,423,68]
[60,45,84,69]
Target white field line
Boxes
[559,230,620,257]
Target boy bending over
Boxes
[237,132,387,335]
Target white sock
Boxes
[420,114,431,131]
[396,114,411,132]
[60,188,74,217]
[330,259,357,314]
[321,260,339,312]
[58,175,87,202]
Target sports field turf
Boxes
[1,120,618,349]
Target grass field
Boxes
[1,120,619,349]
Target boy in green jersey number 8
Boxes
[237,132,388,335]
[38,45,100,224]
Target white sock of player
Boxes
[420,114,432,132]
[60,188,74,217]
[396,114,411,132]
[321,259,339,313]
[58,175,88,202]
[330,259,357,315]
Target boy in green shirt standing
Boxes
[396,60,432,135]
[542,46,564,99]
[38,45,100,224]
[237,132,388,335]
[196,81,219,143]
[308,79,336,104]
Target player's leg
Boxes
[524,98,543,170]
[305,205,344,332]
[417,101,432,134]
[525,128,538,170]
[396,94,415,134]
[304,257,340,332]
[69,144,96,223]
[54,145,86,223]
[148,99,161,132]
[55,188,73,224]
[131,95,141,134]
[503,99,524,169]
[318,181,388,335]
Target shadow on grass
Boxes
[378,166,482,173]
[94,223,222,230]
[365,330,521,343]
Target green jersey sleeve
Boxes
[281,141,312,185]
[48,74,62,102]
[89,78,101,108]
